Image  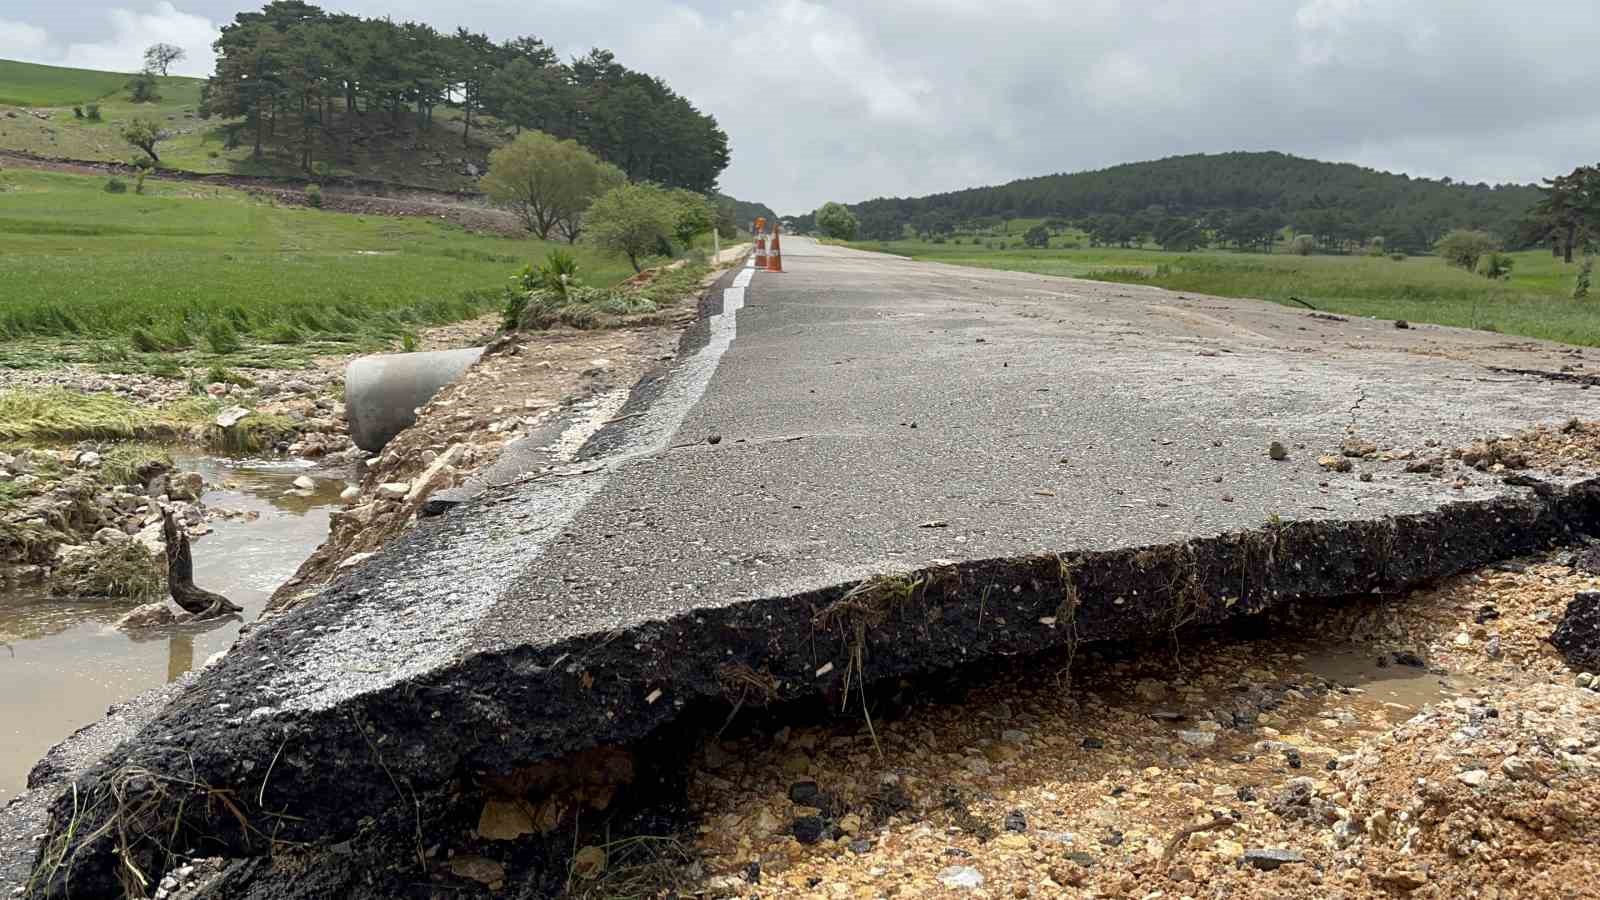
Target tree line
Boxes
[200,0,729,191]
[800,152,1546,255]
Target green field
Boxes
[0,58,133,107]
[847,238,1600,347]
[0,169,635,369]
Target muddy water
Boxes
[1300,647,1473,720]
[0,457,348,802]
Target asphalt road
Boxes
[15,238,1600,893]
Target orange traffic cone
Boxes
[753,217,768,268]
[765,223,784,272]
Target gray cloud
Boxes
[5,0,1598,212]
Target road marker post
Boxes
[753,217,769,269]
[765,221,784,272]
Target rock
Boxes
[965,756,991,776]
[1485,635,1502,658]
[1340,439,1377,457]
[1001,728,1029,745]
[1501,756,1535,780]
[75,450,102,468]
[116,603,176,630]
[1177,730,1216,748]
[1133,679,1168,701]
[1457,769,1488,787]
[570,845,606,879]
[1549,592,1600,672]
[377,482,411,499]
[93,527,131,545]
[292,475,317,491]
[937,866,984,890]
[215,406,251,428]
[1375,868,1429,891]
[792,815,828,845]
[1242,848,1305,870]
[1081,736,1105,750]
[788,780,822,806]
[1572,546,1600,575]
[167,472,205,502]
[1394,319,1410,329]
[1268,441,1288,461]
[449,856,505,887]
[1004,809,1027,832]
[340,485,360,501]
[477,799,535,840]
[282,379,314,394]
[1317,454,1353,472]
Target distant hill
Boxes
[718,194,778,230]
[820,152,1543,253]
[0,58,135,107]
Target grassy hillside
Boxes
[0,168,636,370]
[850,237,1599,346]
[0,59,133,107]
[0,58,490,190]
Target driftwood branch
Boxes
[162,509,242,617]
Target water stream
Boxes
[0,456,349,802]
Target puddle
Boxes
[0,456,349,802]
[1299,647,1473,721]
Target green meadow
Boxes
[849,236,1599,347]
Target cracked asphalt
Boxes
[12,238,1600,893]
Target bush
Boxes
[400,331,419,352]
[1435,229,1497,272]
[1478,251,1515,281]
[304,184,322,208]
[204,319,243,354]
[126,72,160,103]
[1289,235,1315,256]
[1023,225,1050,249]
[1576,257,1594,300]
[1390,252,1407,262]
[73,106,84,119]
[134,170,147,195]
[104,176,128,194]
[1365,236,1386,257]
[85,103,100,121]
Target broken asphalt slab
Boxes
[23,241,1600,896]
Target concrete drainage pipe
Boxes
[344,346,484,452]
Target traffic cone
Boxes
[765,223,784,272]
[753,217,769,269]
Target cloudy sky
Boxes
[4,0,1598,212]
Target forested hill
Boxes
[841,152,1543,253]
[717,194,778,230]
[202,1,728,191]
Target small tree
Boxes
[482,131,615,241]
[143,43,185,77]
[1575,257,1593,299]
[126,72,161,103]
[669,189,716,247]
[585,183,677,272]
[121,117,163,164]
[1478,251,1515,280]
[814,202,859,240]
[1023,224,1050,248]
[1436,229,1497,272]
[1289,234,1315,256]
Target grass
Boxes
[0,388,227,443]
[0,169,636,366]
[0,58,132,107]
[848,237,1600,346]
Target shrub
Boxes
[85,103,100,121]
[126,72,160,103]
[73,106,84,119]
[1366,237,1386,257]
[204,319,243,354]
[1576,257,1594,300]
[304,184,323,208]
[104,176,128,194]
[134,170,148,195]
[400,331,419,352]
[1435,229,1497,272]
[1289,235,1315,256]
[1023,225,1050,249]
[1390,252,1407,262]
[1478,251,1515,281]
